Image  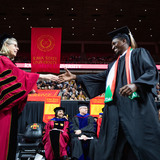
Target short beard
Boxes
[114,50,121,58]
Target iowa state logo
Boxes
[37,35,55,52]
[31,123,39,129]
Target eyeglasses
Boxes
[7,42,19,48]
[80,108,88,110]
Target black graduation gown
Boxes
[76,48,160,160]
[70,114,97,160]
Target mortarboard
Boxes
[0,34,12,49]
[108,26,130,39]
[108,26,137,49]
[108,26,130,43]
[54,107,65,113]
[78,101,88,108]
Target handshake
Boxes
[39,68,76,83]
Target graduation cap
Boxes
[108,26,130,39]
[108,26,137,49]
[0,34,12,49]
[54,107,65,113]
[78,101,88,108]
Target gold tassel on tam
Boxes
[129,31,137,49]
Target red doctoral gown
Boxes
[43,118,69,160]
[0,55,39,160]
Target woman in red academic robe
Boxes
[43,107,70,160]
[0,34,58,160]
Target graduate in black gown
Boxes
[59,26,160,160]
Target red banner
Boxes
[43,96,61,123]
[27,89,60,101]
[31,28,62,73]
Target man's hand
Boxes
[156,83,160,95]
[39,74,59,81]
[119,84,138,96]
[75,130,82,135]
[78,135,88,141]
[58,68,76,83]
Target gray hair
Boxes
[0,38,18,58]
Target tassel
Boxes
[129,31,137,49]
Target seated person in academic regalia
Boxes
[96,107,104,138]
[43,107,69,160]
[97,113,103,138]
[93,117,98,135]
[69,103,97,160]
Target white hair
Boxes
[0,38,18,59]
